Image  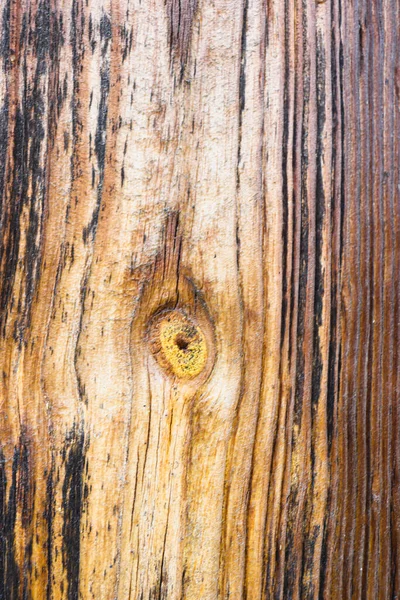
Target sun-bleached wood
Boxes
[0,0,399,598]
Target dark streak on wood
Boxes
[0,431,87,599]
[82,11,111,243]
[44,461,54,600]
[0,0,53,343]
[0,436,33,600]
[165,0,198,79]
[61,426,86,600]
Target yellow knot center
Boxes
[148,311,207,380]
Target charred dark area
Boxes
[61,426,86,600]
[0,437,33,600]
[0,429,86,600]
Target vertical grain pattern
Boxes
[0,0,399,598]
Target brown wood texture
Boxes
[0,0,399,598]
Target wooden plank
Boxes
[0,0,399,598]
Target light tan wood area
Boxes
[0,0,399,598]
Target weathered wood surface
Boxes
[0,0,399,598]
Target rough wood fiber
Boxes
[0,0,399,598]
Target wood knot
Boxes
[148,310,208,380]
